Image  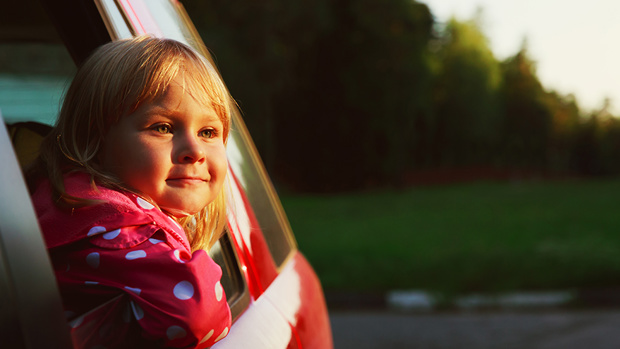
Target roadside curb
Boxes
[387,290,574,312]
[326,288,620,312]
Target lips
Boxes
[166,176,208,187]
[167,176,206,181]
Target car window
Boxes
[208,232,249,321]
[225,120,298,269]
[169,2,300,269]
[98,0,297,269]
[0,43,74,125]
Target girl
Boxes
[30,36,232,348]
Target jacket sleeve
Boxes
[62,226,231,349]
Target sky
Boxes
[420,0,620,114]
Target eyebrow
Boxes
[142,105,222,123]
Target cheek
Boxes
[122,146,166,186]
[103,137,161,185]
[210,145,228,182]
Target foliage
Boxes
[184,0,435,191]
[499,48,553,168]
[432,18,503,166]
[182,0,620,192]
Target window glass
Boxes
[140,0,192,43]
[226,120,297,268]
[96,0,134,39]
[0,43,74,125]
[208,233,248,320]
[167,2,299,269]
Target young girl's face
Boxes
[101,75,227,218]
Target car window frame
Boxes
[95,1,299,272]
[94,0,252,318]
[0,115,74,348]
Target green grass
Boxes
[280,178,620,296]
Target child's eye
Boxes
[154,124,171,134]
[200,129,217,138]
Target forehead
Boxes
[133,71,215,116]
[161,83,215,115]
[170,73,211,104]
[124,57,230,136]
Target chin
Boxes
[161,206,201,218]
[160,197,209,217]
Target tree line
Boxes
[183,0,620,192]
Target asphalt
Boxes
[329,309,620,349]
[326,288,620,349]
[326,287,620,312]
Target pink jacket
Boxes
[32,172,231,348]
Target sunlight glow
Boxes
[421,0,620,114]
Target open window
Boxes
[1,0,251,322]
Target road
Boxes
[330,309,620,349]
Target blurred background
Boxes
[180,0,620,304]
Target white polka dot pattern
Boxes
[167,325,187,340]
[173,281,194,300]
[136,197,155,210]
[87,226,106,237]
[124,286,141,296]
[102,228,121,240]
[149,238,164,245]
[125,250,147,260]
[86,252,100,268]
[215,281,223,302]
[199,329,214,344]
[131,301,144,321]
[39,173,232,347]
[173,249,186,263]
[215,327,229,342]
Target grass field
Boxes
[280,178,620,297]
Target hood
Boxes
[32,172,190,251]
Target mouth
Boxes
[166,177,208,187]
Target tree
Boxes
[276,0,435,189]
[183,0,330,172]
[185,0,435,191]
[544,91,580,172]
[432,17,502,166]
[499,47,553,168]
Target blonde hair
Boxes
[36,36,233,251]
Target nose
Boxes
[175,133,205,164]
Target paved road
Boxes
[330,310,620,349]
